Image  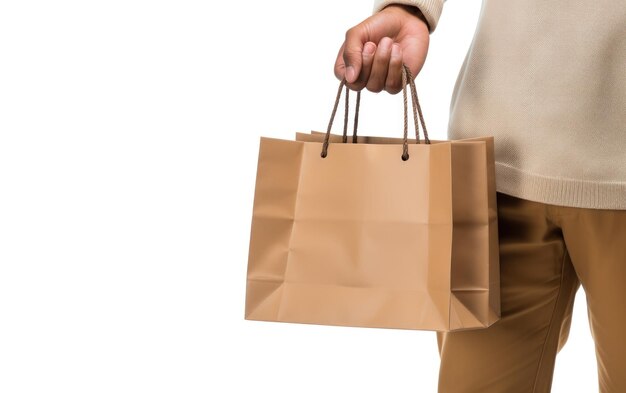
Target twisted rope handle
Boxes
[405,65,430,144]
[323,78,360,146]
[321,63,430,160]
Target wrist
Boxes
[382,4,431,31]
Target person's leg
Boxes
[436,192,581,393]
[558,205,626,393]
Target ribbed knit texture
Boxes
[373,0,626,210]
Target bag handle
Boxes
[321,63,431,161]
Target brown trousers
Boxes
[436,192,626,393]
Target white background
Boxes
[0,0,598,392]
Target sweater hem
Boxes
[495,162,626,210]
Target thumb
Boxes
[343,25,368,83]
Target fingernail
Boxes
[364,42,375,56]
[346,66,355,83]
[380,37,392,51]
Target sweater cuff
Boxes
[372,0,445,34]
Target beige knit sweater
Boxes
[372,0,626,210]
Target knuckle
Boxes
[334,63,344,76]
[345,23,366,43]
[386,77,402,91]
[345,26,356,40]
[348,81,366,91]
[386,85,402,95]
[367,82,383,93]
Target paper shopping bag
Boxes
[298,130,501,330]
[245,64,500,331]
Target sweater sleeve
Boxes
[372,0,446,34]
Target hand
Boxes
[334,4,430,94]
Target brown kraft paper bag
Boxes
[245,65,500,331]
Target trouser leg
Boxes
[559,205,626,393]
[436,192,580,393]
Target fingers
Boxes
[386,44,404,94]
[347,41,376,91]
[334,39,377,91]
[335,37,408,95]
[366,36,393,93]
